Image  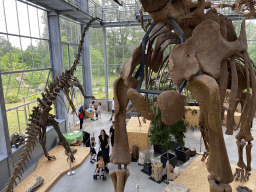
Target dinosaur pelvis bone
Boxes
[169,19,247,87]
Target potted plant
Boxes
[175,147,191,162]
[149,109,188,168]
[143,155,151,175]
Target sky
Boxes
[0,0,47,49]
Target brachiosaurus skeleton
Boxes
[110,0,255,192]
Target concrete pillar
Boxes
[0,72,14,177]
[81,25,93,108]
[47,11,67,120]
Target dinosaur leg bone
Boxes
[62,87,76,113]
[110,77,138,165]
[236,52,255,142]
[39,126,56,161]
[110,169,130,192]
[245,142,252,171]
[187,74,233,184]
[48,118,75,162]
[208,175,232,192]
[226,55,238,135]
[236,140,246,169]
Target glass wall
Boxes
[60,16,83,109]
[0,0,51,135]
[106,26,145,99]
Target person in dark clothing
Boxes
[109,121,115,147]
[98,129,110,163]
[78,104,85,130]
[90,137,96,163]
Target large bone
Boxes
[246,143,253,171]
[169,20,247,87]
[205,8,220,25]
[219,60,228,119]
[120,44,142,86]
[208,175,232,192]
[187,74,233,184]
[111,77,138,165]
[226,19,237,42]
[139,0,169,13]
[192,19,246,79]
[226,55,238,135]
[236,52,255,142]
[236,140,247,169]
[110,169,130,192]
[219,14,227,40]
[157,91,185,125]
[127,88,154,120]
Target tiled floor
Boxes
[22,111,256,192]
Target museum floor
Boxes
[9,111,256,192]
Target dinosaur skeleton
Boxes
[4,18,99,192]
[111,0,255,192]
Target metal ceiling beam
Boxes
[102,21,140,27]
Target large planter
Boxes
[161,153,177,168]
[175,147,191,162]
[153,145,166,154]
[143,163,152,175]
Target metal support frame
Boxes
[81,24,93,108]
[47,11,67,120]
[103,26,109,110]
[0,72,14,177]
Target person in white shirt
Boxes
[98,102,102,119]
[86,101,95,121]
[110,97,115,121]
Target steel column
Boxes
[47,11,67,120]
[0,72,14,177]
[103,27,109,110]
[81,25,93,108]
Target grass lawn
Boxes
[4,75,117,136]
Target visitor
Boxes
[86,101,95,121]
[90,137,96,164]
[110,97,115,121]
[94,103,98,121]
[78,104,84,130]
[98,129,110,163]
[98,102,102,119]
[109,121,115,147]
[94,156,105,179]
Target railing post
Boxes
[23,97,28,128]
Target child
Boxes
[98,102,102,119]
[110,97,114,121]
[90,137,96,163]
[95,156,105,179]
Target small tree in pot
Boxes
[149,110,187,167]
